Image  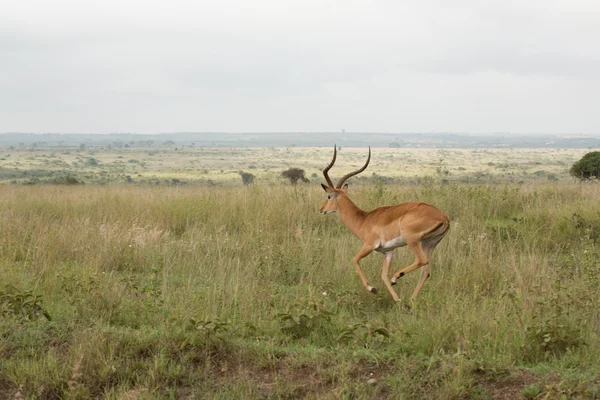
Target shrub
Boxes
[522,280,585,362]
[239,171,255,185]
[85,157,99,166]
[180,318,231,350]
[0,285,51,321]
[277,301,334,339]
[52,174,83,185]
[281,168,309,185]
[570,151,600,180]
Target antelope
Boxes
[320,146,450,302]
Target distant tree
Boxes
[239,171,255,185]
[85,157,99,166]
[163,140,175,146]
[570,151,600,180]
[281,168,309,185]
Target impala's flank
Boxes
[320,146,450,302]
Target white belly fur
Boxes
[376,236,407,252]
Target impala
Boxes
[320,146,450,302]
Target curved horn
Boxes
[322,145,337,187]
[336,146,371,188]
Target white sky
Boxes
[1,0,600,134]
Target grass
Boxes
[1,180,599,398]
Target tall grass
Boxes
[1,183,599,398]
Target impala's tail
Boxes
[423,219,450,246]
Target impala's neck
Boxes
[337,194,367,239]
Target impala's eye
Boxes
[327,195,332,200]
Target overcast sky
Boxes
[1,0,600,134]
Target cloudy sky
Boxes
[1,0,599,134]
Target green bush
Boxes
[0,285,51,321]
[570,151,600,180]
[52,174,83,185]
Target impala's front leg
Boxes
[381,252,400,302]
[353,244,376,294]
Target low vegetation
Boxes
[0,146,591,186]
[1,181,600,398]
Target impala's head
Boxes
[319,184,348,214]
[319,145,371,214]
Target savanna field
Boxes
[1,147,600,399]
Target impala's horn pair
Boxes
[322,145,371,188]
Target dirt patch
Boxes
[0,380,15,400]
[350,360,390,379]
[479,370,541,399]
[478,370,600,400]
[208,353,333,398]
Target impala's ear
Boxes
[341,184,349,192]
[321,183,329,191]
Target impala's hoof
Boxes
[368,285,377,294]
[390,279,397,286]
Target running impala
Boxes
[320,146,450,302]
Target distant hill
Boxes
[1,132,599,148]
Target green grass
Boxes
[1,182,600,398]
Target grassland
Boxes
[1,146,600,399]
[0,146,591,186]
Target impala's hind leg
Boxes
[411,263,430,301]
[410,234,445,300]
[390,240,428,285]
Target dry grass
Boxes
[0,146,589,185]
[1,152,600,397]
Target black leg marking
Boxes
[399,272,405,277]
[370,287,377,294]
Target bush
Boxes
[52,174,83,185]
[239,171,255,185]
[570,151,600,180]
[281,168,309,185]
[0,285,51,321]
[85,157,99,166]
